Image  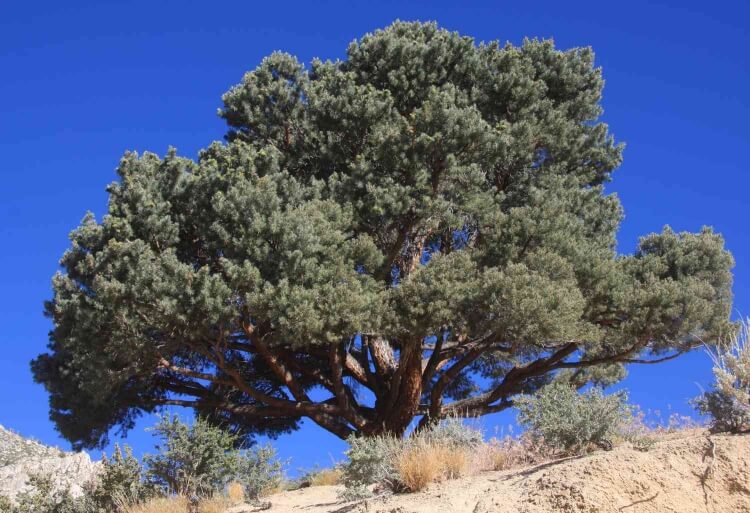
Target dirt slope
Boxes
[257,431,750,513]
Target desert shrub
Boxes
[340,420,482,497]
[417,418,483,449]
[693,389,750,433]
[12,474,92,513]
[91,444,154,511]
[237,444,284,500]
[695,318,750,433]
[516,382,632,454]
[143,415,283,500]
[341,435,401,495]
[0,495,12,513]
[144,415,241,497]
[337,484,372,502]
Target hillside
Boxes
[0,425,100,502]
[260,431,750,513]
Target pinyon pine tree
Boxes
[33,21,734,448]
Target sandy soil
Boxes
[243,431,750,513]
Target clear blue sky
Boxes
[1,0,748,471]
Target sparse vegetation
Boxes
[516,382,633,454]
[340,420,481,496]
[694,318,750,433]
[143,415,284,501]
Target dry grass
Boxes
[226,481,245,504]
[395,445,442,491]
[436,446,470,479]
[196,496,231,513]
[393,443,472,491]
[120,494,233,513]
[122,496,190,513]
[475,435,553,473]
[309,468,343,486]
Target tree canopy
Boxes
[33,21,734,449]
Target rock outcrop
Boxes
[0,425,100,502]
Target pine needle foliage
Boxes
[32,21,735,448]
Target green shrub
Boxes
[417,418,483,449]
[12,474,92,513]
[340,420,483,497]
[143,415,283,500]
[695,318,750,433]
[90,444,155,511]
[693,389,750,433]
[516,382,631,454]
[341,435,401,496]
[237,443,284,500]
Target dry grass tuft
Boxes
[485,445,511,471]
[476,435,552,473]
[123,496,190,513]
[436,446,470,479]
[395,445,442,492]
[196,496,231,513]
[309,468,343,486]
[226,481,245,504]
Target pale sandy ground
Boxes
[237,430,750,513]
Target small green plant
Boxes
[143,415,284,500]
[12,474,92,513]
[695,318,750,433]
[0,495,14,513]
[91,444,154,511]
[417,418,483,449]
[693,389,750,433]
[516,382,632,454]
[340,435,401,497]
[238,443,285,500]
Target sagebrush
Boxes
[516,382,632,454]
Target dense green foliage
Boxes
[693,389,750,433]
[516,382,631,453]
[91,445,154,511]
[143,416,283,499]
[33,21,734,448]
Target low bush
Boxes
[693,389,750,433]
[91,444,154,511]
[695,318,750,433]
[340,420,482,497]
[10,474,92,513]
[143,415,284,501]
[341,435,401,494]
[516,382,632,454]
